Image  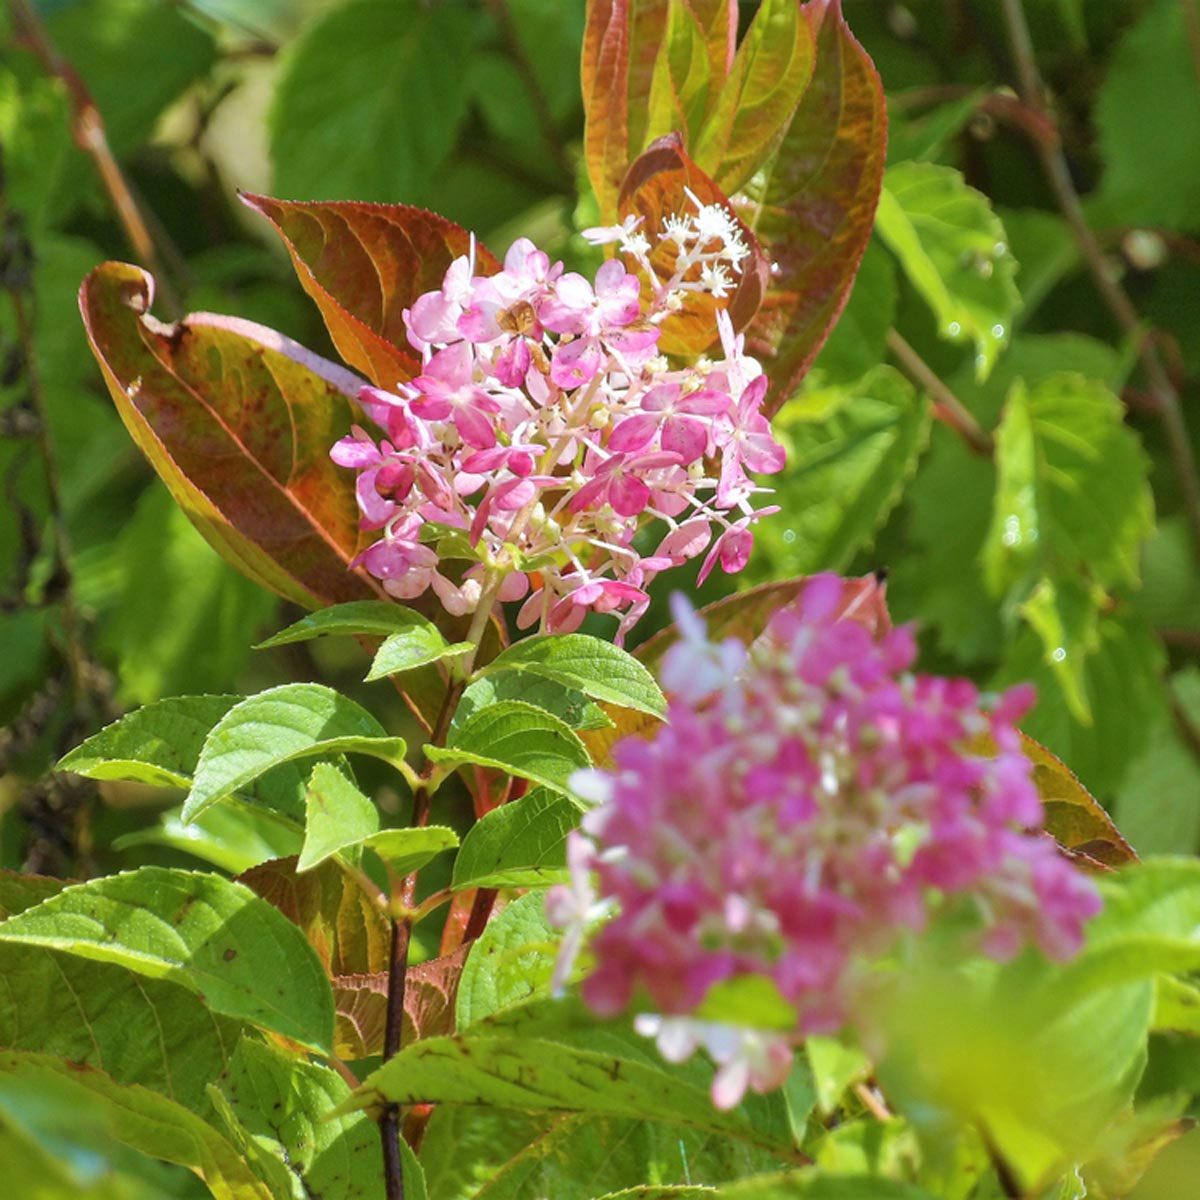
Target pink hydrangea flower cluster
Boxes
[332,198,785,640]
[548,576,1102,1108]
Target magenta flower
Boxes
[714,376,787,506]
[548,576,1102,1108]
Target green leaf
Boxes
[452,788,577,890]
[810,242,897,385]
[58,695,239,788]
[455,672,613,733]
[751,366,929,577]
[184,684,407,822]
[875,162,1020,379]
[984,374,1153,595]
[114,802,303,874]
[482,634,666,718]
[216,1037,426,1200]
[1114,669,1200,858]
[426,700,590,800]
[1019,575,1103,724]
[0,1051,272,1200]
[362,826,459,876]
[298,762,378,871]
[716,1173,936,1198]
[270,0,478,207]
[257,600,441,648]
[0,942,243,1121]
[456,893,559,1028]
[804,1037,871,1117]
[342,1007,798,1161]
[367,631,473,681]
[0,866,334,1053]
[1095,0,1200,233]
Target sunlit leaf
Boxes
[79,262,375,609]
[0,867,334,1053]
[242,193,499,389]
[452,788,576,891]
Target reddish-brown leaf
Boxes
[618,133,770,355]
[238,856,391,977]
[240,194,500,390]
[332,945,468,1057]
[79,262,378,609]
[747,0,887,414]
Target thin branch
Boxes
[999,0,1200,559]
[886,328,994,457]
[10,0,182,317]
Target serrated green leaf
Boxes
[454,671,613,733]
[482,635,666,718]
[298,763,378,871]
[876,162,1020,379]
[426,700,590,800]
[1020,575,1103,724]
[0,1050,271,1200]
[456,893,559,1028]
[366,629,473,681]
[1114,670,1200,858]
[0,867,334,1053]
[985,374,1152,596]
[0,942,243,1121]
[256,600,440,648]
[452,788,576,891]
[184,684,407,822]
[343,1009,798,1161]
[217,1037,426,1200]
[1095,0,1200,233]
[270,0,477,205]
[58,695,240,788]
[751,366,929,578]
[362,826,459,876]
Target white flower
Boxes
[700,262,733,298]
[581,215,643,246]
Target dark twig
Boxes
[999,0,1200,560]
[10,0,182,316]
[886,329,994,457]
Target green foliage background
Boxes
[2,1,1200,1195]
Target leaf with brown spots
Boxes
[618,133,769,357]
[241,193,500,389]
[746,0,888,414]
[79,261,377,609]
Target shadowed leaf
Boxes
[79,261,375,609]
[241,193,500,389]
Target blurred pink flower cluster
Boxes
[549,576,1102,1108]
[332,198,784,639]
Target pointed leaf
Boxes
[0,1051,273,1200]
[483,633,666,718]
[618,133,770,356]
[58,694,240,788]
[299,762,378,871]
[362,826,459,875]
[875,162,1020,381]
[79,262,375,608]
[184,684,408,822]
[694,0,815,193]
[366,629,473,680]
[455,672,613,733]
[425,700,591,799]
[242,193,499,389]
[0,867,334,1053]
[747,1,887,412]
[256,599,446,648]
[452,788,576,890]
[218,1038,426,1200]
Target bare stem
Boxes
[999,0,1200,558]
[886,329,993,457]
[10,0,182,316]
